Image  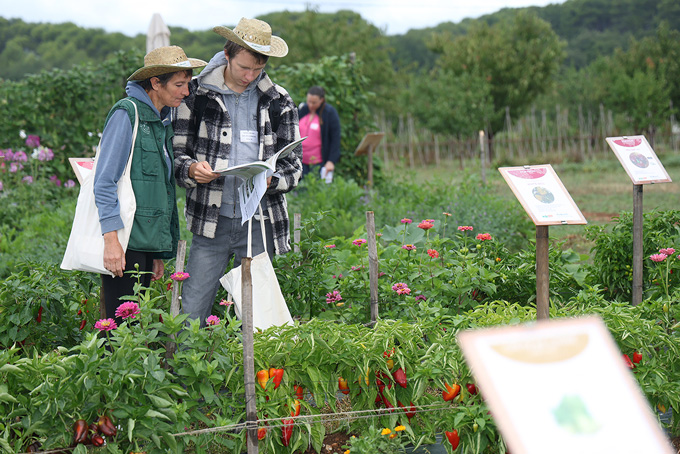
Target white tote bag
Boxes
[219,205,293,331]
[61,100,139,276]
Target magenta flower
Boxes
[95,318,118,331]
[170,271,190,281]
[476,233,492,241]
[325,244,336,249]
[418,221,434,230]
[0,181,3,192]
[457,226,473,231]
[22,175,33,184]
[401,218,412,224]
[9,162,23,173]
[64,179,76,188]
[25,135,40,148]
[415,295,427,302]
[392,282,411,295]
[12,150,28,162]
[219,299,233,306]
[427,249,439,258]
[49,175,61,187]
[402,244,416,251]
[650,253,668,262]
[115,301,140,320]
[326,290,342,304]
[659,248,675,256]
[206,315,220,326]
[352,239,367,246]
[351,265,363,271]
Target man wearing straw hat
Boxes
[173,18,302,327]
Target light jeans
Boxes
[181,215,274,327]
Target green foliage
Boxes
[431,11,565,136]
[275,53,376,183]
[585,210,680,301]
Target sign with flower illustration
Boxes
[498,164,587,225]
[605,135,671,184]
[457,316,675,454]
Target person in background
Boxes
[298,86,341,180]
[94,46,206,326]
[172,18,301,327]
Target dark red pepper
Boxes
[623,354,635,369]
[98,415,117,437]
[392,368,408,388]
[294,384,304,400]
[36,306,43,323]
[281,418,294,446]
[632,351,642,364]
[79,320,87,331]
[73,419,88,444]
[398,400,417,421]
[91,434,105,447]
[466,383,477,395]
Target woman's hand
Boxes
[189,161,220,184]
[103,231,125,277]
[324,161,335,172]
[152,259,164,281]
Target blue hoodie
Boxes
[94,82,173,234]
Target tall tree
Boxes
[430,11,565,147]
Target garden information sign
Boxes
[605,135,671,184]
[498,164,587,226]
[458,316,675,454]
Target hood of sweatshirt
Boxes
[125,81,171,125]
[197,51,263,96]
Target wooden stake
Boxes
[293,213,301,254]
[367,212,379,324]
[241,257,259,453]
[632,185,643,306]
[165,240,186,360]
[535,226,550,320]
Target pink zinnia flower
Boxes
[219,299,233,306]
[392,282,411,295]
[457,226,473,231]
[402,244,416,251]
[95,318,117,331]
[659,248,675,256]
[650,253,668,262]
[443,212,452,217]
[415,295,427,302]
[352,239,367,246]
[206,315,220,326]
[427,249,439,258]
[170,271,190,281]
[418,221,434,230]
[476,233,492,241]
[325,244,336,249]
[115,301,140,320]
[351,265,363,271]
[401,218,412,224]
[326,290,342,304]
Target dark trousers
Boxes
[100,249,154,326]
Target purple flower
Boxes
[0,181,3,192]
[25,135,40,148]
[12,150,28,162]
[415,295,427,302]
[22,175,33,184]
[9,162,22,173]
[49,175,61,187]
[64,179,76,188]
[392,282,411,295]
[115,301,141,320]
[326,290,342,304]
[3,149,14,161]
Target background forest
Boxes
[1,0,680,166]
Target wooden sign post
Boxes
[366,211,379,324]
[605,136,672,306]
[499,165,587,320]
[354,132,385,187]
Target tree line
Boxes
[1,0,679,161]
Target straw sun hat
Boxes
[213,18,288,58]
[128,46,207,81]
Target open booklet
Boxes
[212,136,306,179]
[212,136,305,223]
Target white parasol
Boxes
[146,13,171,53]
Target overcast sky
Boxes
[2,0,567,36]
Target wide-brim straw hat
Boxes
[213,18,288,58]
[128,46,208,81]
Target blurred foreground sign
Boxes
[457,316,674,454]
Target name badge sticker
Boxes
[240,130,258,144]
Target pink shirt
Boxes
[299,113,323,165]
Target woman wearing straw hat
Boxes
[94,45,206,324]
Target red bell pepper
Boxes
[445,429,460,450]
[281,418,294,446]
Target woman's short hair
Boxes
[138,69,193,91]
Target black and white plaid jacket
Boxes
[172,72,302,254]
